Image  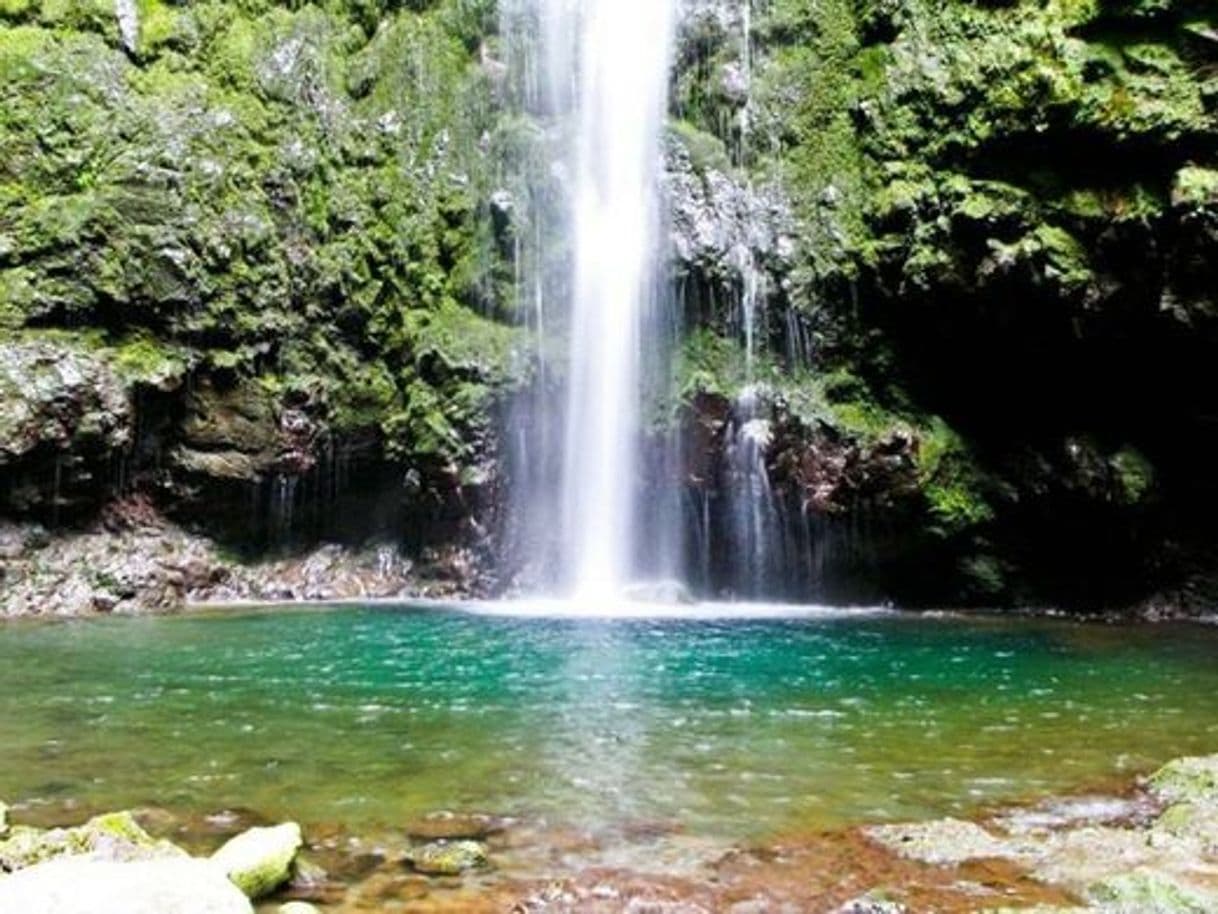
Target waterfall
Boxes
[500,0,678,599]
[561,0,677,597]
[114,0,138,53]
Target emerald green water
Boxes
[1,605,1216,842]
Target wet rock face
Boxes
[665,137,796,305]
[681,390,920,518]
[0,339,131,518]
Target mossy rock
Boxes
[210,822,303,900]
[1087,868,1215,913]
[1172,166,1218,208]
[404,839,488,876]
[1147,755,1218,805]
[1153,801,1218,850]
[0,810,184,872]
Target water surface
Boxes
[1,606,1216,842]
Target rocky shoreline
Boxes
[4,505,1216,621]
[1,754,1215,912]
[0,497,486,620]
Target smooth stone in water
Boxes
[404,839,488,876]
[406,812,509,841]
[0,858,253,914]
[211,822,302,899]
[0,800,7,838]
[278,903,321,914]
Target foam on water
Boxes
[454,597,895,620]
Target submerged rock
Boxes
[406,812,510,841]
[404,839,489,876]
[211,822,302,899]
[0,801,7,838]
[864,818,1016,865]
[0,857,253,914]
[0,810,184,872]
[277,903,321,914]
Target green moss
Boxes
[108,336,191,388]
[1087,870,1213,913]
[1172,166,1218,207]
[1148,755,1218,805]
[0,0,517,493]
[1110,446,1154,506]
[917,418,994,538]
[668,119,732,175]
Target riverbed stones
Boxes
[406,812,510,841]
[864,818,1018,865]
[211,822,303,898]
[404,838,489,875]
[833,891,907,913]
[277,903,321,914]
[0,857,254,914]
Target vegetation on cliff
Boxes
[668,0,1217,608]
[1,0,1215,609]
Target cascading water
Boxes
[561,0,677,597]
[500,0,678,599]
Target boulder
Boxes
[211,822,302,899]
[0,801,7,838]
[0,858,253,914]
[0,811,184,872]
[404,839,488,876]
[278,903,321,914]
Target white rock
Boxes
[0,858,253,914]
[211,822,302,898]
